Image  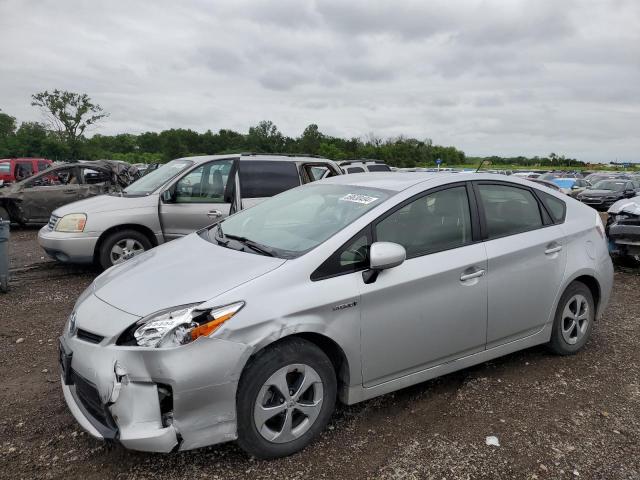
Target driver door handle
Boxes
[460,268,485,282]
[545,245,563,255]
[207,210,222,218]
[63,189,76,194]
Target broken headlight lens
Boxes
[133,301,245,348]
[55,213,87,233]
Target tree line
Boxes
[0,90,592,169]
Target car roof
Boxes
[175,153,334,165]
[321,171,569,193]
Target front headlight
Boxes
[133,301,245,348]
[55,213,87,232]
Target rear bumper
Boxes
[38,226,99,264]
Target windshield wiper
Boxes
[224,234,275,257]
[213,223,230,246]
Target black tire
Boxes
[548,281,595,355]
[236,337,337,459]
[98,229,152,270]
[0,206,9,222]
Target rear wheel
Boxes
[236,338,336,459]
[548,281,595,355]
[98,229,152,270]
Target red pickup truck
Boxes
[0,158,53,185]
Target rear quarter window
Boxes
[537,191,566,224]
[347,167,365,174]
[239,161,300,198]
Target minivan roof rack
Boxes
[338,159,387,166]
[239,152,328,159]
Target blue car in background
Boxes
[552,178,590,196]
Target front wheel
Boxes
[236,338,336,459]
[98,229,152,270]
[548,281,595,355]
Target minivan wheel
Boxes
[98,229,152,270]
[236,338,336,459]
[548,282,595,355]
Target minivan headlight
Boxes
[133,302,245,348]
[55,213,87,233]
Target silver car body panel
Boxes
[60,172,614,452]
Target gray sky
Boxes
[1,0,639,162]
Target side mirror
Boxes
[161,188,175,203]
[625,190,636,198]
[571,185,580,190]
[363,242,406,284]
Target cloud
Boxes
[0,0,638,161]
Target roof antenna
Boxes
[475,158,489,173]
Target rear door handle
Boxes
[63,189,76,194]
[207,210,222,218]
[545,245,563,255]
[460,269,485,281]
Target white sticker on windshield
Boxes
[339,193,379,205]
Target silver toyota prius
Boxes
[59,172,613,458]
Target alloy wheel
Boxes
[253,363,324,443]
[561,294,590,345]
[110,238,145,265]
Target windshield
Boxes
[592,180,627,191]
[123,159,193,195]
[208,184,392,258]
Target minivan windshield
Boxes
[592,180,627,191]
[208,184,392,258]
[123,159,193,196]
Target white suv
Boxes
[339,160,392,174]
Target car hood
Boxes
[608,197,640,215]
[54,193,159,216]
[92,232,286,316]
[580,190,621,197]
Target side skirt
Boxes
[344,322,553,405]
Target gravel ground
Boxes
[1,226,639,480]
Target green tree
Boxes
[0,110,17,138]
[247,120,285,153]
[31,90,108,158]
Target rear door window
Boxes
[239,161,300,198]
[15,161,34,179]
[477,184,543,238]
[367,164,391,172]
[37,161,49,172]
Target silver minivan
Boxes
[59,172,613,458]
[39,154,341,269]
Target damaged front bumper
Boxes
[59,298,252,452]
[606,213,640,258]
